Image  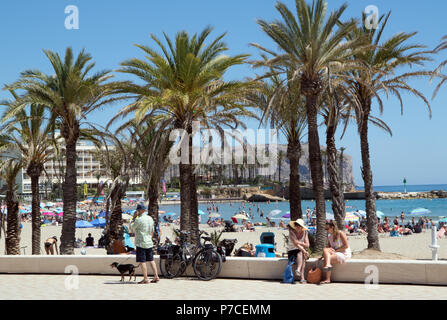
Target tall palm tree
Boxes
[91,127,136,252]
[0,159,22,255]
[113,27,254,243]
[247,73,307,221]
[0,92,57,254]
[5,47,123,254]
[253,0,362,251]
[342,12,431,249]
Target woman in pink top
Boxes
[319,220,351,284]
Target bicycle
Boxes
[159,230,223,281]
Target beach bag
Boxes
[282,256,295,284]
[307,266,322,284]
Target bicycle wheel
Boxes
[162,253,184,279]
[193,249,222,281]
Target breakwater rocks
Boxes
[376,190,447,200]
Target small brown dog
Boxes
[110,262,140,282]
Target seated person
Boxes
[85,233,94,247]
[377,223,384,233]
[413,223,422,234]
[279,220,287,229]
[400,226,413,236]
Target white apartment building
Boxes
[21,140,143,195]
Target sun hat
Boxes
[288,218,308,231]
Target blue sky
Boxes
[0,0,446,186]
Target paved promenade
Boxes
[1,274,447,300]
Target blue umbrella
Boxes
[376,211,385,218]
[98,211,106,218]
[165,212,177,216]
[90,218,106,227]
[198,210,206,215]
[75,220,94,228]
[439,217,447,223]
[410,208,431,215]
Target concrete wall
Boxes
[1,256,446,285]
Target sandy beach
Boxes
[2,221,447,260]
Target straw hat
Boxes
[289,218,308,231]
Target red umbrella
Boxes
[42,212,55,216]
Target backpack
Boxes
[282,255,296,284]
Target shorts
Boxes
[136,247,154,262]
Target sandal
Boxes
[319,280,331,285]
[138,279,150,284]
[150,278,159,283]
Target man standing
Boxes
[131,204,160,284]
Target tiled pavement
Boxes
[1,274,447,300]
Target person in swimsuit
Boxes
[44,236,59,255]
[319,220,351,284]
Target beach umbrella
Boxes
[410,208,431,215]
[439,217,447,223]
[208,213,220,218]
[75,220,94,228]
[122,213,133,220]
[91,218,106,227]
[159,210,166,214]
[345,212,359,222]
[164,212,176,216]
[282,213,290,218]
[198,210,206,215]
[376,211,385,218]
[42,212,55,216]
[233,214,249,220]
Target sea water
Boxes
[159,185,447,224]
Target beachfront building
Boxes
[20,140,143,196]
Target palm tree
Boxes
[432,35,447,98]
[247,73,307,221]
[113,27,254,243]
[253,0,362,251]
[342,12,432,249]
[0,92,57,254]
[0,159,22,255]
[91,127,136,252]
[5,47,123,254]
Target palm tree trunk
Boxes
[107,182,125,252]
[29,172,42,254]
[60,131,79,255]
[287,139,303,220]
[302,85,326,252]
[326,124,345,230]
[147,178,160,247]
[6,189,20,255]
[360,99,380,250]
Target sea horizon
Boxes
[355,184,447,193]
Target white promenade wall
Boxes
[0,256,446,285]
